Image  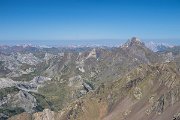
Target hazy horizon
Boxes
[1,38,180,47]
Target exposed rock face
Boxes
[44,53,56,61]
[0,88,37,119]
[16,76,52,91]
[133,87,142,100]
[0,53,21,71]
[173,113,180,120]
[32,76,51,85]
[10,90,37,113]
[0,78,16,89]
[0,76,51,119]
[163,52,174,62]
[16,53,41,65]
[86,48,97,59]
[12,62,180,120]
[33,109,56,120]
[16,83,37,91]
[8,109,57,120]
[2,76,50,92]
[2,38,180,120]
[8,112,32,120]
[122,37,144,48]
[82,82,93,92]
[55,62,180,120]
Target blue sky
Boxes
[0,0,180,43]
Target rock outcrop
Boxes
[2,38,180,120]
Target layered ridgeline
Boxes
[0,37,180,120]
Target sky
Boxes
[0,0,180,45]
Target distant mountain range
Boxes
[1,38,179,49]
[145,41,173,52]
[0,39,175,53]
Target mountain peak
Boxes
[122,37,144,48]
[130,37,141,42]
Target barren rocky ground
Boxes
[1,38,180,120]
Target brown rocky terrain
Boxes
[8,61,180,120]
[1,38,180,120]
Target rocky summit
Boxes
[1,37,180,120]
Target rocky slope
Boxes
[1,37,180,120]
[8,62,180,120]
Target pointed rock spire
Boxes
[122,37,144,48]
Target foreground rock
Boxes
[8,62,180,120]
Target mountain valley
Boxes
[1,38,180,120]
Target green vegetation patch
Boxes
[0,107,25,119]
[30,92,52,112]
[0,87,19,99]
[38,81,68,111]
[0,61,4,66]
[12,71,37,81]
